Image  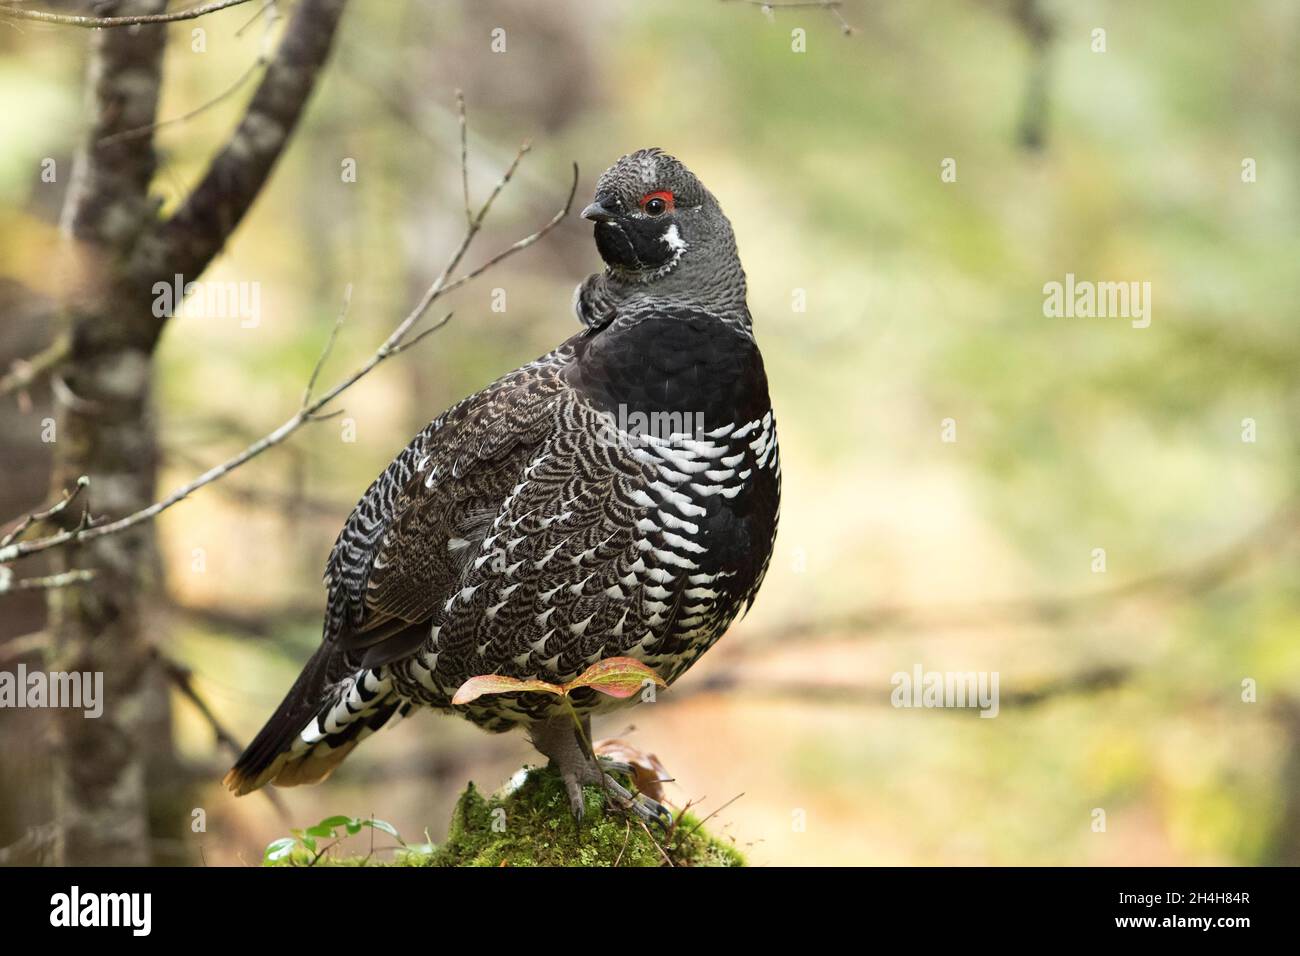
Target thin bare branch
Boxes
[638,819,674,867]
[99,0,282,148]
[98,55,266,148]
[0,569,97,594]
[302,282,352,409]
[457,89,472,226]
[386,313,453,358]
[234,0,278,36]
[672,666,1132,710]
[613,819,633,868]
[163,446,345,519]
[470,142,532,230]
[437,163,579,296]
[156,651,290,820]
[0,336,69,398]
[1,476,89,549]
[170,599,320,639]
[726,0,842,6]
[722,0,854,35]
[683,792,744,840]
[0,0,255,28]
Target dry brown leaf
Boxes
[594,737,674,805]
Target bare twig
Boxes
[384,313,453,358]
[674,666,1132,710]
[722,0,854,35]
[683,792,744,840]
[98,55,266,148]
[157,655,245,755]
[163,446,346,520]
[169,598,320,639]
[727,0,842,6]
[156,651,290,820]
[0,476,90,550]
[307,836,343,866]
[457,89,472,227]
[302,282,352,409]
[827,5,854,34]
[0,0,255,28]
[638,819,674,867]
[0,337,70,399]
[0,569,97,594]
[0,131,578,567]
[234,0,278,36]
[98,0,283,147]
[613,819,632,868]
[661,796,690,844]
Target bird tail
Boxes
[224,645,409,796]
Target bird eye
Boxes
[639,191,674,216]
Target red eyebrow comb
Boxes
[639,190,675,210]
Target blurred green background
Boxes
[2,0,1298,865]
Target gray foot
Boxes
[528,715,673,828]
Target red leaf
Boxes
[563,657,666,699]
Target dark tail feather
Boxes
[224,644,405,796]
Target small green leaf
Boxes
[563,657,666,699]
[264,837,298,862]
[301,836,318,853]
[317,815,354,829]
[452,673,564,706]
[364,818,401,841]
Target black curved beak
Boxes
[581,201,616,224]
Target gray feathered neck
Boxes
[573,237,752,338]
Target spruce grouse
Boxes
[225,149,781,821]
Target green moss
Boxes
[268,767,743,867]
[421,768,743,867]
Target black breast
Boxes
[565,311,781,672]
[567,312,772,427]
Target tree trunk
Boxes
[48,0,170,867]
[47,331,166,865]
[41,0,350,865]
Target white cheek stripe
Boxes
[661,223,687,253]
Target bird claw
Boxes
[532,715,672,829]
[597,770,673,829]
[596,755,634,775]
[561,765,672,829]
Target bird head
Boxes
[582,148,738,287]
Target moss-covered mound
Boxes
[417,767,743,867]
[264,766,743,867]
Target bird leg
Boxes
[527,714,672,828]
[528,713,596,820]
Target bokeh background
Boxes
[2,0,1299,865]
